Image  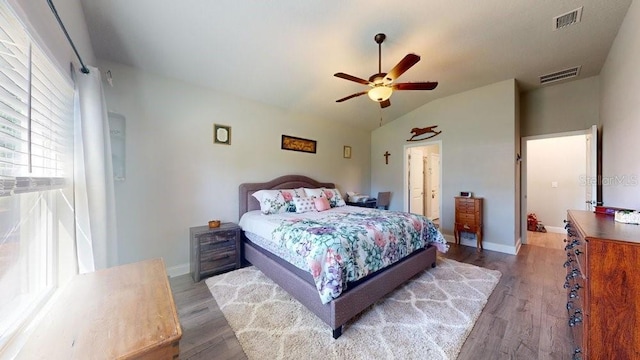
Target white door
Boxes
[409,148,424,214]
[428,153,441,219]
[585,125,598,210]
[423,157,429,216]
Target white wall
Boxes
[372,79,518,254]
[526,135,587,229]
[600,0,640,208]
[521,76,600,137]
[99,61,371,275]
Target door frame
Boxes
[403,140,442,217]
[426,152,441,219]
[520,127,599,244]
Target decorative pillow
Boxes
[293,197,316,213]
[304,188,326,199]
[279,189,300,213]
[322,188,346,208]
[253,188,306,214]
[252,189,287,214]
[305,187,346,208]
[314,196,331,212]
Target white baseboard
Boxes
[544,226,566,234]
[444,234,519,255]
[166,263,190,278]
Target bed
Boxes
[238,175,446,339]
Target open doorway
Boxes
[404,142,442,223]
[521,126,598,247]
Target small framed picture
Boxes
[213,124,231,145]
[343,146,352,159]
[460,191,472,198]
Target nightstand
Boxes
[346,199,377,208]
[190,223,241,282]
[454,197,483,250]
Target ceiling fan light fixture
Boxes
[368,86,393,102]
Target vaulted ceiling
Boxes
[79,1,632,131]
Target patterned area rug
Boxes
[206,257,501,360]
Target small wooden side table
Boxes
[16,258,182,359]
[190,222,241,282]
[454,197,484,250]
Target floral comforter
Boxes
[272,208,448,304]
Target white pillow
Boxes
[293,197,317,213]
[252,189,286,214]
[252,188,307,214]
[303,188,326,199]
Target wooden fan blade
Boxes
[336,91,368,103]
[380,99,391,108]
[385,54,420,82]
[393,81,438,91]
[334,72,371,85]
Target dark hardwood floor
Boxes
[170,243,573,359]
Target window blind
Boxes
[0,5,73,196]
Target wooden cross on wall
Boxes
[384,151,390,165]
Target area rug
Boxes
[206,257,501,360]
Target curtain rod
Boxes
[47,0,90,74]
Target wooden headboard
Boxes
[238,175,334,218]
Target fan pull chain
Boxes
[379,108,383,127]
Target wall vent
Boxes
[540,66,581,85]
[553,7,583,30]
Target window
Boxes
[0,3,75,350]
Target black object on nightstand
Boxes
[346,198,377,208]
[190,222,241,282]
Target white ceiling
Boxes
[79,0,632,131]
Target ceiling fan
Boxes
[334,33,438,108]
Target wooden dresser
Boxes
[17,258,182,359]
[564,210,640,360]
[454,197,483,250]
[190,223,241,282]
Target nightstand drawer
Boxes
[200,237,235,252]
[201,247,236,272]
[456,213,476,223]
[197,230,237,244]
[456,222,479,231]
[457,203,476,212]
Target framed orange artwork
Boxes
[281,135,316,154]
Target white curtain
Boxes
[73,65,118,272]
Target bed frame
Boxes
[238,175,437,338]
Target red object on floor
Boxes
[527,213,538,231]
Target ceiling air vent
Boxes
[553,7,583,30]
[540,66,581,85]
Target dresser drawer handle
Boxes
[573,347,582,360]
[566,301,575,310]
[568,309,583,327]
[566,269,580,280]
[563,258,574,268]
